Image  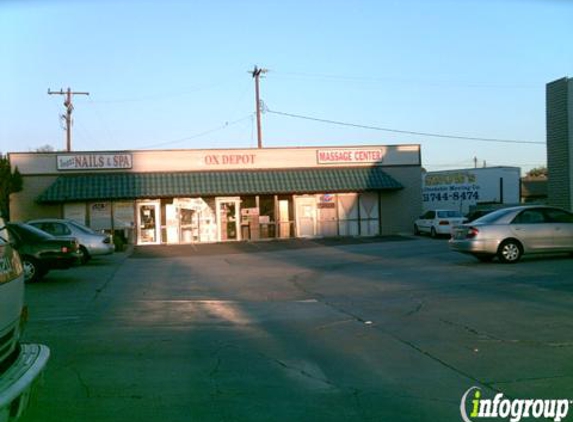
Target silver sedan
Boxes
[449,205,573,263]
[27,218,114,264]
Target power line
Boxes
[138,114,254,149]
[86,96,117,148]
[87,82,231,104]
[272,70,537,89]
[266,108,545,145]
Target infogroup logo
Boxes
[460,387,571,422]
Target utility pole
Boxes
[251,66,267,149]
[48,87,90,151]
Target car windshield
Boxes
[473,208,516,224]
[69,221,98,235]
[437,211,463,218]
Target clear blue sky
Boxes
[1,0,571,172]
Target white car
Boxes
[414,209,466,238]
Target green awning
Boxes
[37,167,403,203]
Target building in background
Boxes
[520,176,548,204]
[547,76,573,211]
[9,145,422,245]
[422,167,521,215]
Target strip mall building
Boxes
[9,145,422,245]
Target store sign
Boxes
[57,153,133,170]
[424,172,477,186]
[317,148,385,164]
[203,153,256,166]
[318,194,336,209]
[175,198,210,211]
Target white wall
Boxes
[422,167,521,214]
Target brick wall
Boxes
[547,77,573,211]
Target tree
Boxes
[0,153,23,220]
[34,144,55,152]
[526,166,548,179]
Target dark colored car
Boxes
[28,219,114,264]
[3,222,81,282]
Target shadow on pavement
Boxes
[130,235,416,258]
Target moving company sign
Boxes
[57,154,133,170]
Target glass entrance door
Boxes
[216,198,241,242]
[136,201,161,245]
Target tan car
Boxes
[449,205,573,263]
[0,217,50,420]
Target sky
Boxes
[1,0,571,173]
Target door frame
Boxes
[136,200,162,245]
[295,196,317,238]
[215,197,241,242]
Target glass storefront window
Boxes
[63,203,86,225]
[90,202,112,231]
[172,198,217,243]
[258,195,276,239]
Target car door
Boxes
[418,211,435,233]
[543,208,573,251]
[509,209,553,251]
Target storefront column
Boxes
[378,191,383,236]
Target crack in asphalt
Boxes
[440,318,573,348]
[439,318,501,341]
[263,355,337,389]
[348,387,371,422]
[261,353,378,420]
[404,300,425,317]
[208,342,236,398]
[487,374,573,386]
[287,271,502,395]
[91,254,131,302]
[71,366,92,398]
[209,356,223,378]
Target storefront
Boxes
[9,145,422,244]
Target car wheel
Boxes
[78,246,91,264]
[497,240,523,263]
[22,256,44,283]
[430,227,437,238]
[414,224,420,235]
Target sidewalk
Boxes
[130,235,416,258]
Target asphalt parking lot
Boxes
[19,236,573,422]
